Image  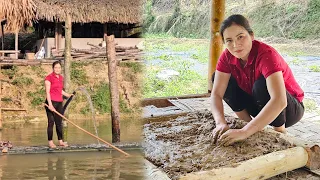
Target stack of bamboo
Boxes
[51,43,142,61]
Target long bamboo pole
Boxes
[43,103,130,156]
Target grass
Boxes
[288,58,303,65]
[31,66,46,77]
[71,62,88,85]
[309,65,320,72]
[92,82,132,114]
[12,77,34,87]
[144,39,208,98]
[27,87,46,108]
[303,99,318,112]
[2,65,18,79]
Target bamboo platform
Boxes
[0,143,141,156]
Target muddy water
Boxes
[0,117,142,146]
[0,150,145,180]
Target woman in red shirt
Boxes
[45,61,73,148]
[211,14,304,146]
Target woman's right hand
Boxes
[212,122,230,144]
[48,104,56,112]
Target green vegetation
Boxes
[31,66,46,77]
[304,99,318,112]
[71,62,88,85]
[92,82,132,114]
[288,58,303,65]
[27,87,46,107]
[309,65,320,72]
[144,0,320,39]
[12,77,34,87]
[2,65,18,79]
[119,62,144,73]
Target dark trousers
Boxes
[212,73,304,127]
[45,100,63,141]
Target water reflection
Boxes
[0,117,142,146]
[0,150,145,180]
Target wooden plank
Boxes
[0,50,20,53]
[179,147,309,180]
[1,108,26,111]
[142,93,210,107]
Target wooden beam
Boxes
[1,108,26,111]
[107,35,121,143]
[63,13,72,142]
[144,159,171,180]
[103,23,108,41]
[15,29,19,59]
[208,0,225,92]
[179,147,309,180]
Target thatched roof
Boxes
[35,0,142,24]
[0,0,36,32]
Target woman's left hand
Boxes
[219,129,249,146]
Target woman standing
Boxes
[211,14,304,146]
[45,61,73,148]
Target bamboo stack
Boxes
[51,43,142,61]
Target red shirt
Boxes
[45,72,64,102]
[216,40,304,102]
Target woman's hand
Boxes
[211,123,230,144]
[48,104,56,112]
[219,129,249,146]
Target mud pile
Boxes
[143,110,294,179]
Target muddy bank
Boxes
[143,110,294,179]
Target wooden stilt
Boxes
[63,14,72,142]
[208,0,225,92]
[0,64,2,130]
[15,29,19,59]
[106,34,121,143]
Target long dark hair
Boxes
[220,14,253,42]
[52,61,61,69]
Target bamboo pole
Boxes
[106,35,121,143]
[43,103,130,156]
[179,147,309,180]
[208,0,225,92]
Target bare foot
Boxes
[48,141,56,148]
[58,140,68,147]
[273,125,286,134]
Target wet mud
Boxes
[143,110,294,179]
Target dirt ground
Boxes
[143,110,319,180]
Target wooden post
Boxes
[0,65,2,130]
[208,0,225,92]
[55,23,62,51]
[103,23,108,41]
[63,14,72,142]
[107,35,121,143]
[15,29,19,59]
[179,147,309,180]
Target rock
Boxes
[2,147,8,153]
